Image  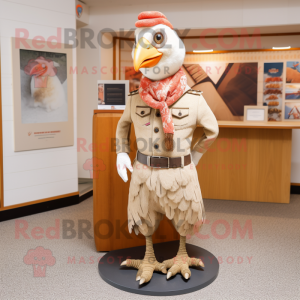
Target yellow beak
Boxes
[133,37,163,72]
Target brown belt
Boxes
[137,151,191,169]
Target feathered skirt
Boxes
[128,159,205,237]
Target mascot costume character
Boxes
[116,11,219,285]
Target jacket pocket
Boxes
[135,106,151,126]
[172,108,189,129]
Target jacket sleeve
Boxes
[116,96,132,154]
[193,95,219,154]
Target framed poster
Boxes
[97,80,129,110]
[285,61,300,100]
[263,62,283,122]
[285,84,300,100]
[183,63,258,120]
[11,38,74,152]
[285,103,300,120]
[286,61,300,83]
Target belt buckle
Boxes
[148,156,169,169]
[181,156,185,168]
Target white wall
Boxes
[76,24,100,179]
[0,0,78,207]
[77,18,115,179]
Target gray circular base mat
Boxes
[98,240,219,296]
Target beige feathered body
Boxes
[128,159,204,237]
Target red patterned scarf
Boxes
[139,68,187,151]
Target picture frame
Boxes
[284,102,300,121]
[97,80,129,110]
[263,62,284,122]
[11,37,74,152]
[244,106,268,122]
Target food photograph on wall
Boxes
[263,62,283,122]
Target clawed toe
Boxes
[163,255,204,280]
[121,258,167,284]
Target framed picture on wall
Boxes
[285,84,300,100]
[284,102,300,120]
[182,62,258,121]
[263,62,284,122]
[11,38,74,152]
[285,61,300,101]
[97,80,129,110]
[286,61,300,84]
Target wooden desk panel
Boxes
[193,127,292,203]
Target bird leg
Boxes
[120,235,167,285]
[162,235,205,280]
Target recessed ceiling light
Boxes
[272,46,291,50]
[193,49,214,53]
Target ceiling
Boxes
[80,0,190,6]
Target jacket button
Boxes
[154,144,159,149]
[156,112,160,117]
[178,112,182,116]
[141,111,145,115]
[154,127,159,133]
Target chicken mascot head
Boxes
[116,11,219,285]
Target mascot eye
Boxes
[153,32,164,44]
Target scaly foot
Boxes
[120,236,167,285]
[121,258,167,284]
[163,236,204,280]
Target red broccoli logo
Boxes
[23,246,56,277]
[83,157,106,179]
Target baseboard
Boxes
[78,190,93,202]
[290,185,300,195]
[0,191,93,222]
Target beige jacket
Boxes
[116,89,219,158]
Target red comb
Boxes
[135,11,173,29]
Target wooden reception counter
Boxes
[93,110,300,251]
